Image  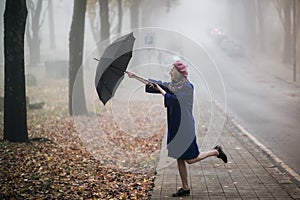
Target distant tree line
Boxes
[224,0,299,64]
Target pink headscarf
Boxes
[173,60,188,78]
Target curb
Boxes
[231,119,300,183]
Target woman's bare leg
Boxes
[177,159,189,190]
[176,147,227,191]
[186,149,219,164]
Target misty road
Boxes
[203,40,300,175]
[147,0,300,176]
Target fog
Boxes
[0,0,297,86]
[0,0,297,85]
[0,0,299,174]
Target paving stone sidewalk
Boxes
[151,102,300,199]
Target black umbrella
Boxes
[95,32,135,105]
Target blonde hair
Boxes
[172,65,184,81]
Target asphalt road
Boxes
[202,41,300,175]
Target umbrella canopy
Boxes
[95,32,135,105]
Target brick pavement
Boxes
[151,102,300,199]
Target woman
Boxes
[126,61,227,197]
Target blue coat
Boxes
[146,79,199,160]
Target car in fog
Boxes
[208,27,227,43]
[208,26,244,57]
[209,27,224,37]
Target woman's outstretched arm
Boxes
[125,71,150,85]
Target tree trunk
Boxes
[0,0,5,67]
[296,0,300,39]
[282,1,293,64]
[296,0,299,67]
[69,0,88,116]
[130,0,140,29]
[4,0,28,142]
[256,0,266,53]
[48,0,56,49]
[117,0,122,34]
[26,0,42,66]
[86,1,100,44]
[28,29,40,65]
[99,0,110,42]
[88,10,100,43]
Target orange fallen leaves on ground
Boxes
[0,100,165,199]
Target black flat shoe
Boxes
[214,145,228,163]
[172,188,190,197]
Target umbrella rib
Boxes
[110,65,125,73]
[109,67,124,77]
